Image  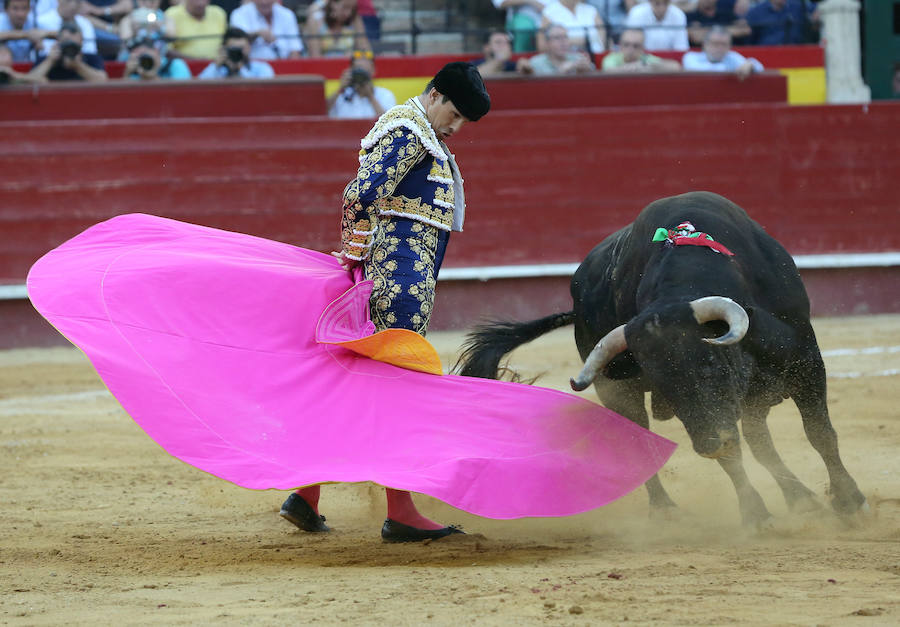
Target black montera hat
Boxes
[432,62,491,121]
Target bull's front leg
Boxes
[789,354,866,515]
[741,405,821,513]
[594,378,677,514]
[715,443,773,527]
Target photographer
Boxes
[28,20,107,82]
[326,49,395,119]
[197,26,273,79]
[123,32,190,81]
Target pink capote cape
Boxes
[26,214,676,519]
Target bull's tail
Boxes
[454,311,576,379]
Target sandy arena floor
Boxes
[1,315,898,625]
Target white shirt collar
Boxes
[411,95,427,116]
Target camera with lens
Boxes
[138,52,156,71]
[225,45,245,65]
[60,40,81,59]
[349,67,370,88]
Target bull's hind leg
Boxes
[594,378,677,514]
[715,445,773,527]
[789,352,866,515]
[741,405,821,513]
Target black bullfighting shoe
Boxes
[380,519,465,543]
[279,493,330,532]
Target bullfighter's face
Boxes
[424,87,469,142]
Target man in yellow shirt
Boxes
[165,0,226,60]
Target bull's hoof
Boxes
[788,495,824,515]
[749,515,777,533]
[739,497,773,529]
[830,489,868,516]
[648,501,680,521]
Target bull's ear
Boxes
[742,307,799,364]
[604,351,641,380]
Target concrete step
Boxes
[380,31,466,55]
[378,0,450,12]
[380,9,449,34]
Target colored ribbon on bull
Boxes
[652,224,734,256]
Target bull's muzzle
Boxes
[694,429,741,459]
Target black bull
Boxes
[456,192,866,525]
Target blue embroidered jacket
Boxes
[341,98,457,261]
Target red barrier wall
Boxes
[2,101,897,281]
[484,71,785,109]
[1,99,897,346]
[0,77,326,121]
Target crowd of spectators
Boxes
[475,18,759,79]
[493,1,821,54]
[0,0,827,97]
[0,0,377,71]
[475,0,820,79]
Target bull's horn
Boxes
[690,296,749,346]
[570,324,627,391]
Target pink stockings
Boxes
[294,486,443,530]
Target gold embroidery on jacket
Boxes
[367,220,440,334]
[373,195,453,231]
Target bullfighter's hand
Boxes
[331,251,360,271]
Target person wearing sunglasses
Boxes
[327,49,396,119]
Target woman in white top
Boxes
[540,0,606,54]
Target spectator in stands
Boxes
[625,0,689,51]
[893,64,900,99]
[166,0,228,60]
[327,49,395,119]
[601,26,680,72]
[587,0,629,44]
[682,24,761,78]
[123,29,191,80]
[0,40,45,81]
[197,25,273,78]
[211,0,242,19]
[540,0,606,54]
[685,0,750,45]
[229,0,303,60]
[745,0,812,45]
[78,0,130,60]
[518,23,594,75]
[120,0,175,45]
[302,0,369,58]
[491,0,549,53]
[29,19,107,81]
[357,0,380,44]
[0,0,49,62]
[37,0,100,57]
[473,29,519,77]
